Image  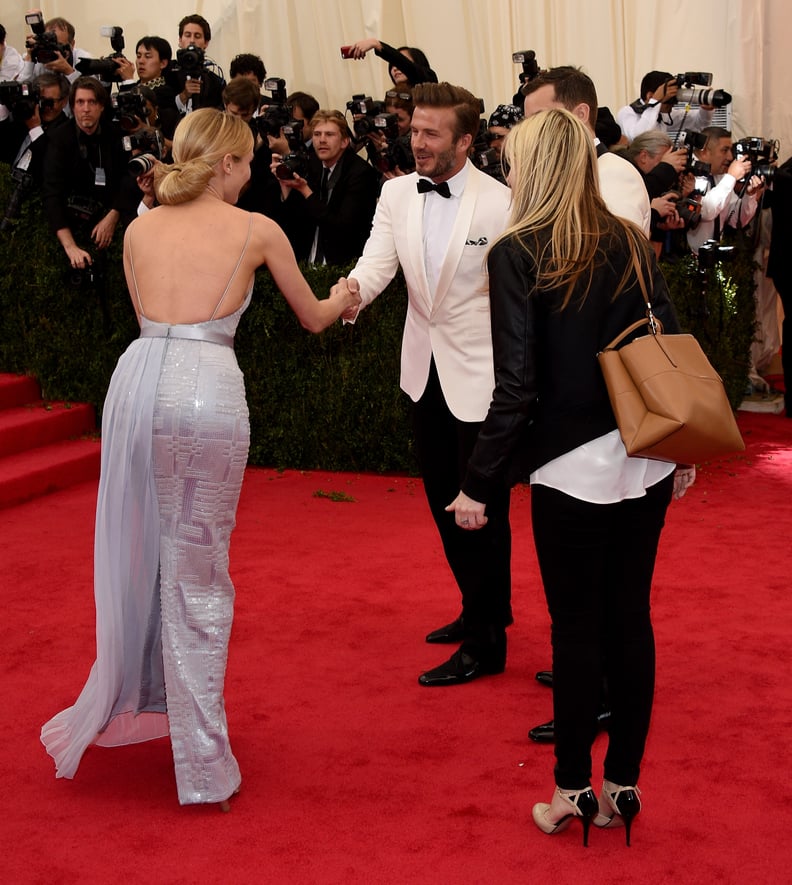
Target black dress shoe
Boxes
[418,646,505,686]
[528,710,612,743]
[535,670,553,688]
[425,615,465,644]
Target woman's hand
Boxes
[673,465,696,499]
[445,491,487,530]
[347,38,381,59]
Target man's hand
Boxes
[114,56,136,81]
[445,491,488,530]
[44,50,75,76]
[652,78,678,106]
[660,147,688,174]
[180,75,202,103]
[64,242,92,269]
[332,276,362,321]
[91,211,119,249]
[727,156,753,181]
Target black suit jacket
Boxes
[0,112,69,184]
[766,158,792,288]
[280,148,379,266]
[462,218,680,502]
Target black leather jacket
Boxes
[462,220,680,503]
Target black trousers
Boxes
[410,360,513,647]
[530,473,674,789]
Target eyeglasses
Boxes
[386,90,412,102]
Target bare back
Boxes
[124,198,266,324]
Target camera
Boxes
[75,26,126,82]
[670,192,703,231]
[733,136,778,184]
[128,152,158,176]
[123,128,164,161]
[176,43,205,76]
[273,121,311,180]
[257,78,293,138]
[346,96,387,138]
[698,238,734,270]
[673,72,731,108]
[674,130,712,177]
[362,113,415,174]
[0,80,41,121]
[513,50,540,86]
[25,12,72,65]
[112,90,149,130]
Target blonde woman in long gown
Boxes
[41,109,360,809]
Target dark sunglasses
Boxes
[385,90,412,102]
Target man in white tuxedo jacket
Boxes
[339,83,513,686]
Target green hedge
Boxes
[0,166,753,472]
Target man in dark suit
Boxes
[275,109,378,265]
[766,156,792,417]
[0,71,69,184]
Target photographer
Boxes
[172,14,225,113]
[223,77,281,220]
[343,37,437,88]
[113,37,179,145]
[41,76,139,269]
[1,22,25,79]
[618,130,688,252]
[616,70,717,145]
[273,109,378,265]
[20,11,92,86]
[686,126,765,254]
[0,71,69,183]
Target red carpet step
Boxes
[0,373,100,509]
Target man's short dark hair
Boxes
[223,77,261,113]
[136,36,173,65]
[178,14,211,42]
[69,76,108,109]
[411,82,480,141]
[702,126,732,149]
[0,24,7,45]
[229,53,266,85]
[522,66,599,122]
[287,91,319,122]
[640,70,672,100]
[35,71,71,99]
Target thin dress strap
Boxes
[127,228,146,318]
[209,215,254,320]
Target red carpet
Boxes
[3,411,790,883]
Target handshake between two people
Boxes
[331,276,363,323]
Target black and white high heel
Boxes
[532,786,599,847]
[594,780,641,846]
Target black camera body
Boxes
[175,43,205,76]
[25,12,72,65]
[673,193,703,231]
[112,90,148,130]
[257,78,293,138]
[733,136,778,184]
[274,121,311,181]
[674,130,712,179]
[123,128,164,161]
[698,238,735,270]
[75,26,126,82]
[0,80,41,121]
[347,96,386,138]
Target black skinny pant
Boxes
[411,360,513,646]
[530,473,674,789]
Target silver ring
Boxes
[461,519,470,526]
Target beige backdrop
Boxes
[3,0,791,154]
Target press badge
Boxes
[95,167,107,186]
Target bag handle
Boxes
[599,246,670,356]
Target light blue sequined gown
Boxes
[42,223,252,805]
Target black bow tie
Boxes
[417,179,451,198]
